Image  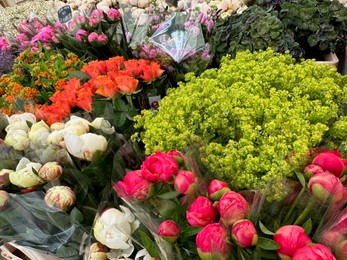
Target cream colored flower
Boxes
[90,117,115,135]
[28,120,51,150]
[9,158,43,188]
[4,130,29,151]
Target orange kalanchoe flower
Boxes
[140,61,165,83]
[91,75,119,98]
[115,76,139,94]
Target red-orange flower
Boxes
[82,60,101,78]
[76,84,94,112]
[140,61,165,82]
[106,56,124,72]
[115,76,139,94]
[124,60,143,78]
[36,101,71,125]
[91,75,119,98]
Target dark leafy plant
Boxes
[211,6,303,64]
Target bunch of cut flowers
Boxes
[0,111,128,259]
[84,145,347,260]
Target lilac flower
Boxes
[0,50,15,77]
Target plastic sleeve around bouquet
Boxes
[0,191,89,259]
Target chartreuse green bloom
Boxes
[134,49,347,201]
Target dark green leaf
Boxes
[258,237,280,250]
[70,207,84,223]
[67,70,91,82]
[261,249,281,259]
[181,226,202,238]
[139,231,161,258]
[302,218,312,236]
[296,172,305,187]
[158,191,180,200]
[259,221,275,235]
[114,112,126,127]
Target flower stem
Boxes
[294,199,315,226]
[174,243,184,260]
[283,186,306,224]
[126,94,134,109]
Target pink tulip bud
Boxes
[308,172,344,204]
[186,196,217,227]
[274,225,312,259]
[75,29,88,42]
[107,8,121,21]
[196,223,231,259]
[320,230,345,250]
[217,191,249,227]
[97,33,108,44]
[335,240,347,260]
[113,170,152,201]
[312,152,345,178]
[38,162,63,182]
[207,179,231,201]
[44,186,76,211]
[158,220,180,244]
[141,151,179,183]
[304,164,324,177]
[0,190,9,211]
[88,32,98,43]
[292,243,335,260]
[174,170,196,195]
[231,219,258,248]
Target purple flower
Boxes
[0,50,15,77]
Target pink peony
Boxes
[308,172,345,204]
[304,164,325,177]
[196,223,231,259]
[292,243,336,260]
[274,225,312,259]
[97,33,108,44]
[140,151,179,183]
[158,220,180,244]
[312,152,345,178]
[113,170,152,201]
[217,191,249,227]
[75,29,88,42]
[231,219,258,248]
[335,240,347,260]
[207,179,231,201]
[87,32,99,43]
[107,8,121,21]
[186,196,217,227]
[174,170,196,195]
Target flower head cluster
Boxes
[134,49,347,201]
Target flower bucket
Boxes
[315,52,339,67]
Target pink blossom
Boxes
[231,219,258,248]
[207,179,231,201]
[75,29,88,42]
[97,33,108,44]
[312,151,345,178]
[158,220,180,244]
[107,8,121,21]
[186,196,217,227]
[88,32,99,43]
[174,170,196,195]
[292,243,335,260]
[0,37,10,52]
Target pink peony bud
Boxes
[274,225,312,259]
[113,170,152,201]
[207,179,231,201]
[158,220,180,244]
[292,243,335,260]
[308,172,345,204]
[335,240,347,260]
[107,8,121,21]
[97,33,108,44]
[75,29,88,42]
[166,149,186,165]
[44,186,76,211]
[231,219,258,248]
[87,242,108,260]
[186,196,217,227]
[304,164,325,177]
[0,190,10,211]
[141,151,179,183]
[174,170,196,195]
[320,230,345,250]
[312,152,345,178]
[217,191,249,227]
[88,32,99,43]
[196,223,231,259]
[38,162,63,182]
[0,169,12,189]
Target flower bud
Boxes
[186,196,217,227]
[38,162,63,182]
[9,158,43,188]
[158,220,180,244]
[320,230,345,250]
[308,172,344,204]
[0,169,12,189]
[75,29,88,42]
[28,120,50,150]
[0,190,10,211]
[304,164,324,178]
[44,186,76,211]
[174,170,196,195]
[312,152,345,178]
[107,8,121,21]
[88,32,99,43]
[196,223,231,259]
[335,240,347,260]
[97,33,108,45]
[292,243,335,260]
[232,219,258,248]
[4,129,29,151]
[217,191,249,227]
[87,242,108,260]
[207,179,231,201]
[274,225,312,259]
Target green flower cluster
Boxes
[134,49,347,200]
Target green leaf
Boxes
[302,218,312,236]
[259,221,275,235]
[296,172,306,187]
[258,237,280,250]
[139,231,161,258]
[181,226,202,238]
[114,111,127,127]
[158,191,180,200]
[67,70,91,82]
[260,249,281,259]
[113,95,127,111]
[70,207,84,223]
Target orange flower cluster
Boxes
[36,56,165,125]
[82,56,165,97]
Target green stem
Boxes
[174,243,184,260]
[283,186,306,224]
[294,199,315,226]
[126,94,134,109]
